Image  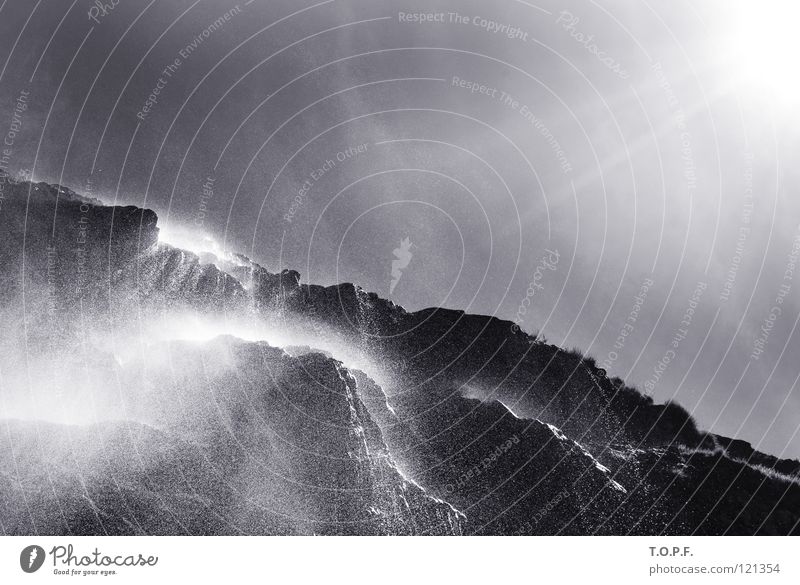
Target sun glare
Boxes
[723,0,800,105]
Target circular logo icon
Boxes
[20,545,45,573]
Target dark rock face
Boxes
[0,339,463,536]
[0,176,798,535]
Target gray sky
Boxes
[1,0,799,457]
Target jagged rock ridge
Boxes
[0,176,797,535]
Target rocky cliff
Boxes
[0,175,797,535]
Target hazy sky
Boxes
[1,0,799,457]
